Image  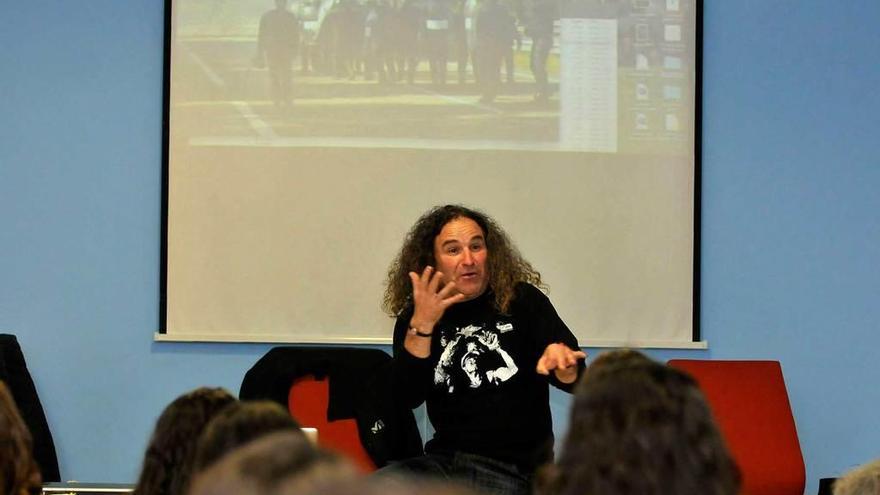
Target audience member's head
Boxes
[133,387,237,495]
[583,348,653,379]
[537,351,740,495]
[0,381,42,495]
[188,431,356,495]
[835,459,880,495]
[291,476,484,495]
[192,400,303,472]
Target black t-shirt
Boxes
[391,283,582,471]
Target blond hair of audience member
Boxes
[0,381,41,495]
[188,431,357,495]
[835,459,880,495]
[133,387,237,495]
[536,351,740,495]
[192,400,303,472]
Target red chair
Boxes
[287,375,376,472]
[240,347,423,472]
[668,360,805,495]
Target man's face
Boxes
[432,217,489,301]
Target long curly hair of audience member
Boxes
[132,387,237,495]
[192,400,303,472]
[0,381,41,495]
[383,204,544,316]
[536,357,740,495]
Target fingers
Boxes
[444,292,466,307]
[408,267,464,328]
[558,349,583,368]
[427,267,445,294]
[436,280,458,299]
[408,271,421,290]
[409,266,436,294]
[559,348,586,368]
[409,266,443,291]
[416,265,434,285]
[536,354,565,374]
[536,343,587,375]
[410,267,462,305]
[536,356,551,375]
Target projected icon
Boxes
[664,56,682,70]
[665,113,680,131]
[636,83,649,101]
[663,85,681,100]
[664,24,681,42]
[636,24,650,42]
[666,0,680,11]
[426,19,449,30]
[636,112,649,130]
[636,53,649,70]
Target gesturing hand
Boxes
[408,266,465,333]
[536,343,587,384]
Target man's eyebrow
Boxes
[441,235,484,248]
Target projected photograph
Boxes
[169,0,696,152]
[162,0,701,346]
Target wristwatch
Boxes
[408,326,433,338]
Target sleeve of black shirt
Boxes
[520,283,586,393]
[390,307,435,409]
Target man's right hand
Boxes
[404,266,464,357]
[408,265,464,334]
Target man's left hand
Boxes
[536,343,587,384]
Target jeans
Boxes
[376,451,533,495]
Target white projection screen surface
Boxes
[160,0,703,348]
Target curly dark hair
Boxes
[0,381,41,495]
[383,204,544,315]
[536,354,740,495]
[132,387,237,495]
[192,400,303,472]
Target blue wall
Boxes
[1,2,878,494]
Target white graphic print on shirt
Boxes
[433,323,519,393]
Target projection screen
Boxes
[160,0,704,348]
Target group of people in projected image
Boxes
[255,0,559,107]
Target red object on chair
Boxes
[668,360,805,495]
[287,375,377,473]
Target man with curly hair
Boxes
[379,204,586,495]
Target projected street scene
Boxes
[162,0,701,345]
[169,0,695,152]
